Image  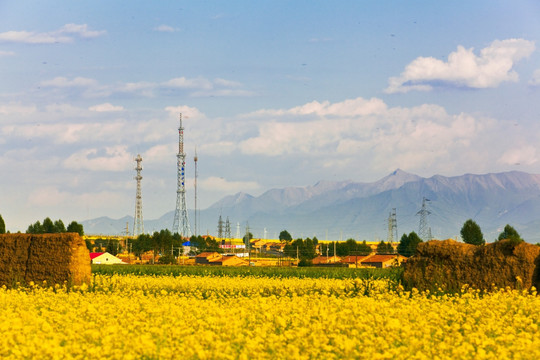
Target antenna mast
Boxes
[172,113,192,238]
[133,154,144,237]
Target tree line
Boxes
[26,217,84,235]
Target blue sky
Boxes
[1,1,540,233]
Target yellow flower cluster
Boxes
[0,275,539,359]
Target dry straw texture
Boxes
[0,233,90,286]
[403,239,540,291]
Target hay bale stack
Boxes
[0,233,91,286]
[402,239,540,292]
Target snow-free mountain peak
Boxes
[373,169,423,191]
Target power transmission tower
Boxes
[193,148,198,236]
[172,113,192,238]
[133,154,144,237]
[416,197,432,241]
[387,208,397,243]
[225,217,231,240]
[217,215,224,241]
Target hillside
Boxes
[82,170,540,242]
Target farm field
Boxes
[1,267,539,359]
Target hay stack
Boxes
[402,239,540,292]
[0,233,91,286]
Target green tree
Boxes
[85,239,94,252]
[106,241,119,256]
[497,224,523,243]
[283,238,318,261]
[279,230,292,242]
[54,219,66,233]
[377,241,394,254]
[67,221,84,236]
[27,221,43,234]
[0,214,5,234]
[42,217,55,233]
[133,233,152,257]
[243,232,253,247]
[397,232,423,257]
[460,219,485,245]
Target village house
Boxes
[195,252,221,265]
[358,254,407,268]
[89,252,126,265]
[311,255,343,266]
[195,252,248,266]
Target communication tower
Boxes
[133,154,144,237]
[172,113,192,238]
[387,208,398,243]
[416,197,432,241]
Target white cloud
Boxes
[59,24,106,38]
[249,97,386,118]
[153,25,179,33]
[0,50,15,57]
[498,146,538,166]
[200,141,237,156]
[200,176,260,193]
[27,186,125,212]
[89,103,124,112]
[191,89,255,97]
[0,24,105,44]
[529,69,540,86]
[162,77,213,89]
[40,76,98,88]
[164,105,205,119]
[214,78,242,88]
[143,144,177,164]
[233,96,503,179]
[386,38,535,93]
[0,102,36,115]
[63,146,132,172]
[35,76,251,99]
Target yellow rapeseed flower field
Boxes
[0,275,539,359]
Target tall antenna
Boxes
[194,148,198,236]
[172,113,192,238]
[387,208,397,243]
[133,154,144,237]
[416,197,432,241]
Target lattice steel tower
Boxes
[387,208,398,243]
[133,154,144,236]
[416,197,432,241]
[193,148,198,236]
[172,113,191,237]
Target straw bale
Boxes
[0,233,91,286]
[402,239,540,292]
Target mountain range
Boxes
[82,169,540,243]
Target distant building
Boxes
[311,255,344,266]
[195,252,248,266]
[195,252,221,265]
[89,252,126,265]
[358,254,407,268]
